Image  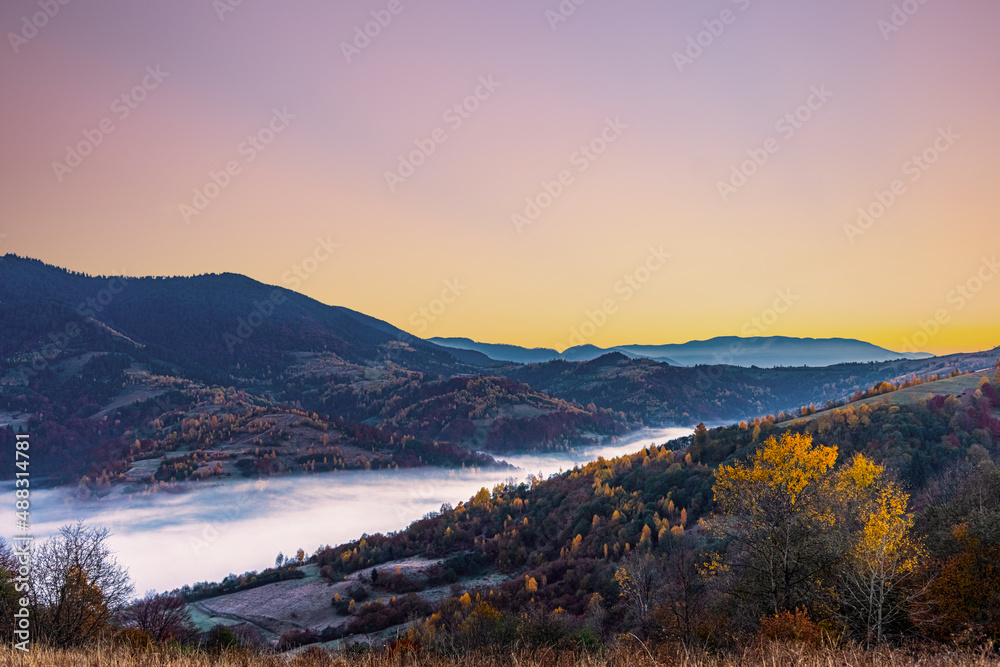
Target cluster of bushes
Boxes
[294,593,435,649]
[416,594,598,655]
[343,594,433,636]
[178,566,305,602]
[332,582,369,615]
[371,567,424,593]
[423,551,491,586]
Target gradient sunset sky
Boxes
[1,0,998,355]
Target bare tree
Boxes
[1,537,20,643]
[614,551,661,637]
[31,522,133,646]
[658,536,707,645]
[0,537,15,572]
[122,591,194,643]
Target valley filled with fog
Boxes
[3,427,691,594]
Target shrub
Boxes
[230,624,268,651]
[112,627,153,652]
[333,583,370,615]
[433,601,521,655]
[277,628,319,651]
[522,609,577,650]
[444,551,490,577]
[202,624,240,652]
[373,569,424,594]
[347,594,432,635]
[759,608,823,647]
[343,641,371,658]
[348,582,369,601]
[425,563,456,586]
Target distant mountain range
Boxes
[428,336,934,368]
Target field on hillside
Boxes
[183,560,509,649]
[786,370,993,426]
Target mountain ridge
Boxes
[0,254,495,379]
[430,334,934,368]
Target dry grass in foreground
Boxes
[2,643,999,667]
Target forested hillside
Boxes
[150,368,1000,653]
[505,351,1000,424]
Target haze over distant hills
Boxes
[429,336,934,368]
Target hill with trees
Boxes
[112,368,999,655]
[2,368,999,662]
[503,351,1000,424]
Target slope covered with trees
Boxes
[2,372,999,661]
[290,370,1000,650]
[504,352,1000,425]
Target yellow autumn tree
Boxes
[639,524,652,548]
[836,455,925,644]
[707,432,841,615]
[710,432,923,639]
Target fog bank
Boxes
[2,427,691,594]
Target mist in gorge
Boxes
[4,428,690,593]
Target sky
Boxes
[1,0,998,355]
